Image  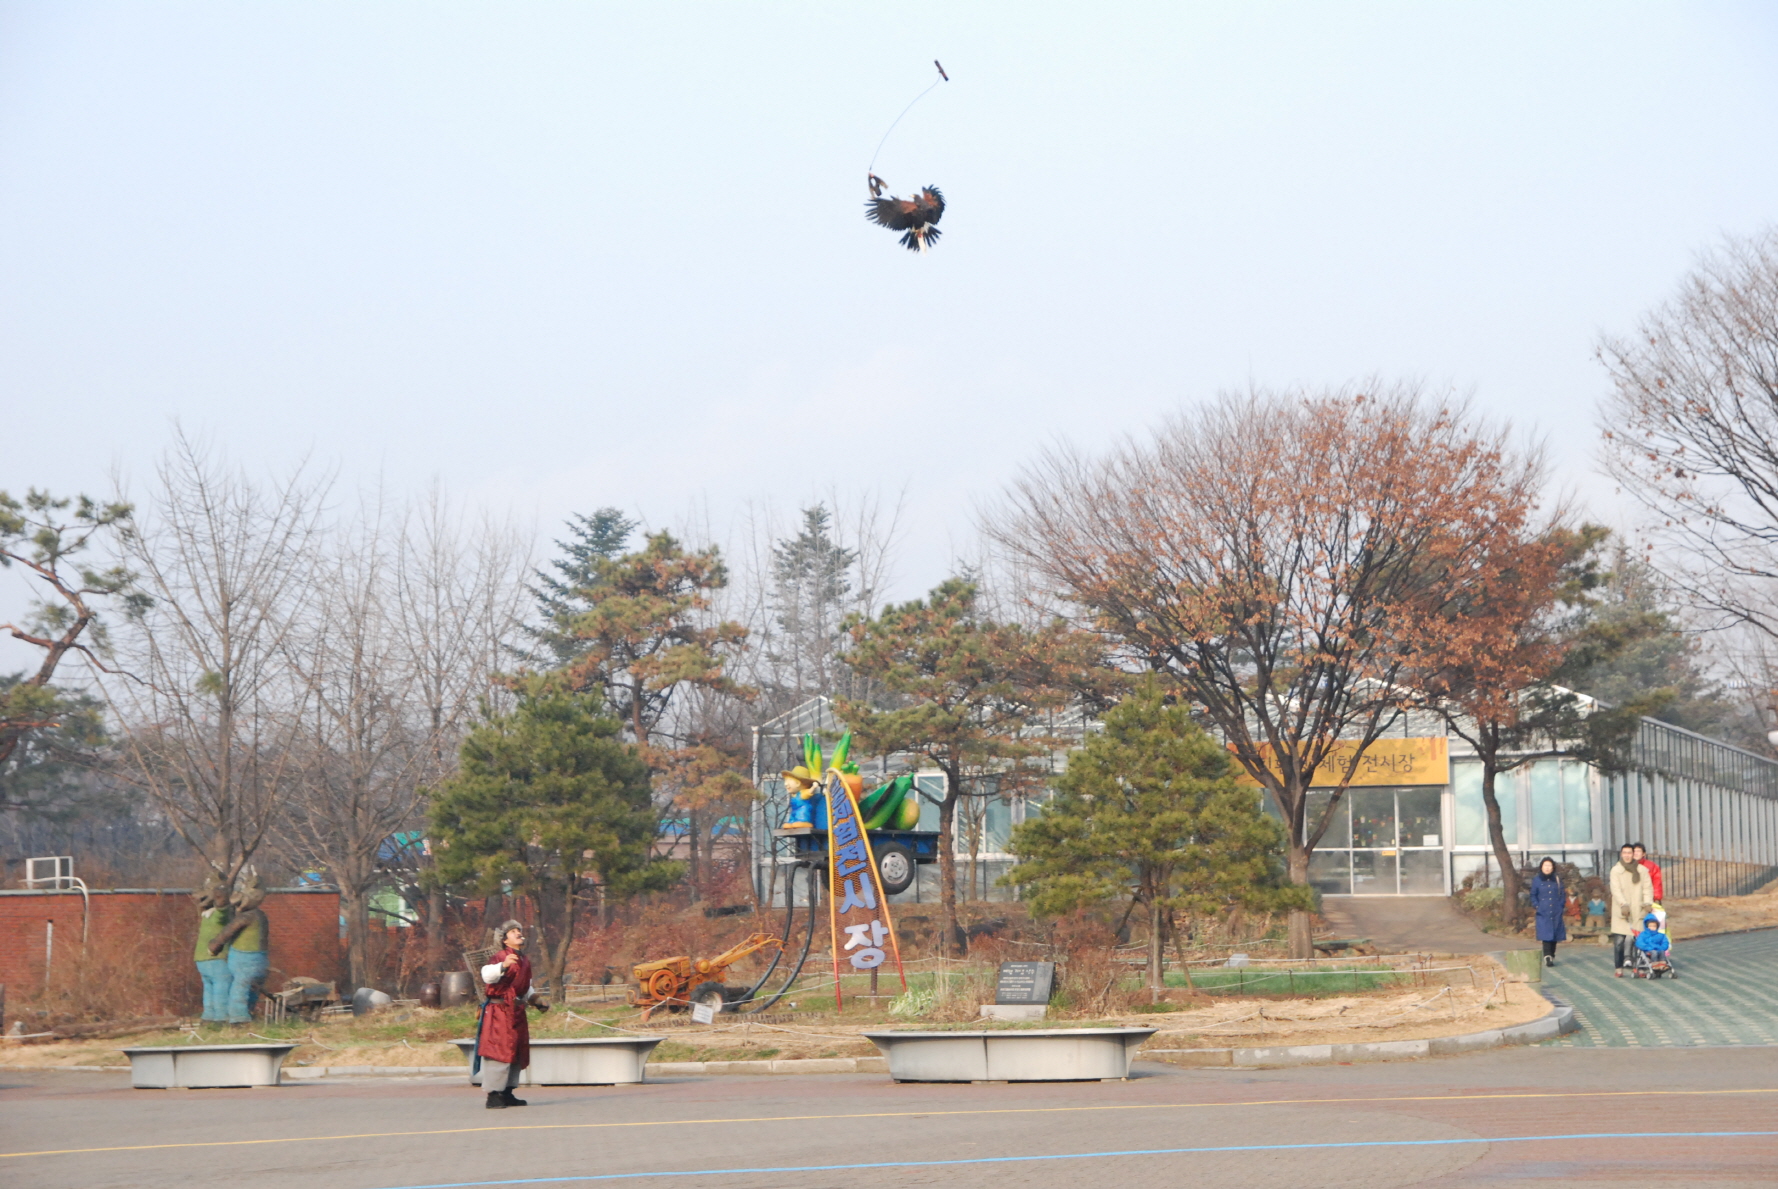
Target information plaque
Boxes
[993,961,1055,1006]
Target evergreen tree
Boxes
[1006,683,1309,999]
[1559,547,1756,748]
[525,508,638,667]
[429,685,677,990]
[526,523,747,747]
[0,677,112,820]
[767,505,857,700]
[839,579,1110,955]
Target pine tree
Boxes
[429,685,678,991]
[767,505,857,700]
[839,579,1109,955]
[1006,683,1309,999]
[525,509,638,667]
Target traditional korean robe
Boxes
[477,947,534,1069]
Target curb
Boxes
[284,1065,464,1079]
[1142,996,1578,1069]
[649,1056,888,1076]
[11,1002,1583,1082]
[277,1057,892,1080]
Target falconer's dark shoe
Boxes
[485,1092,508,1109]
[501,1089,528,1106]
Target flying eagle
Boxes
[866,175,944,253]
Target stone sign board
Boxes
[994,961,1055,1006]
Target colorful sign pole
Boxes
[824,770,906,1009]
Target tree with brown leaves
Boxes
[996,385,1548,958]
[1417,525,1603,925]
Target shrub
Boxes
[1463,886,1504,912]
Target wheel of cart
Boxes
[873,842,917,896]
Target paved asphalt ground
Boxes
[6,1046,1777,1188]
[1544,928,1778,1047]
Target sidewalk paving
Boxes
[1541,928,1778,1048]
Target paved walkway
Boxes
[1542,928,1778,1048]
[9,1048,1778,1188]
[1321,895,1536,954]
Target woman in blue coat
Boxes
[1529,856,1567,967]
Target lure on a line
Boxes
[864,60,948,254]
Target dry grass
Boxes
[0,952,1545,1069]
[1665,884,1778,940]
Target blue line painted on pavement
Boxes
[364,1130,1778,1189]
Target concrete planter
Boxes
[120,1043,297,1088]
[451,1036,665,1085]
[862,1028,1157,1082]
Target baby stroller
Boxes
[1629,914,1678,980]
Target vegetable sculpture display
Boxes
[781,733,918,831]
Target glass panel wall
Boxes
[1305,787,1446,895]
[1399,788,1441,847]
[1305,790,1350,847]
[1563,762,1593,844]
[1530,760,1563,846]
[1400,849,1445,893]
[1492,771,1519,843]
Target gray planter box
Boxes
[451,1036,665,1085]
[863,1028,1157,1082]
[120,1043,297,1089]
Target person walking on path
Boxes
[1633,843,1665,902]
[1530,856,1567,967]
[209,880,270,1023]
[1634,842,1669,932]
[191,876,234,1022]
[475,921,549,1109]
[1609,843,1655,976]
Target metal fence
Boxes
[1605,718,1778,898]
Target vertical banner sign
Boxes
[824,772,906,1009]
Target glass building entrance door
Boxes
[1307,786,1446,895]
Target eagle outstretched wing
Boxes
[865,186,945,251]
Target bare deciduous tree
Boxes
[104,435,327,888]
[282,487,531,990]
[1600,226,1778,637]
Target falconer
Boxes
[475,920,549,1108]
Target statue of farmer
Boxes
[781,764,819,830]
[191,875,233,1023]
[474,920,550,1109]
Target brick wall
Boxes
[0,888,343,1014]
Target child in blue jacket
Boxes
[1633,914,1671,960]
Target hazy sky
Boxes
[4,3,1778,649]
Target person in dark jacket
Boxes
[1529,856,1567,967]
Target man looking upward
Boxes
[476,921,549,1108]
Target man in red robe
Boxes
[476,920,548,1108]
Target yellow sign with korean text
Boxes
[1234,736,1449,788]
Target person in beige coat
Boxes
[1609,843,1656,975]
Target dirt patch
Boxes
[1665,888,1778,940]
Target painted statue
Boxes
[209,876,270,1024]
[780,734,920,832]
[191,875,234,1023]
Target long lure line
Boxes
[867,59,948,177]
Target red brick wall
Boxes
[0,889,343,1013]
